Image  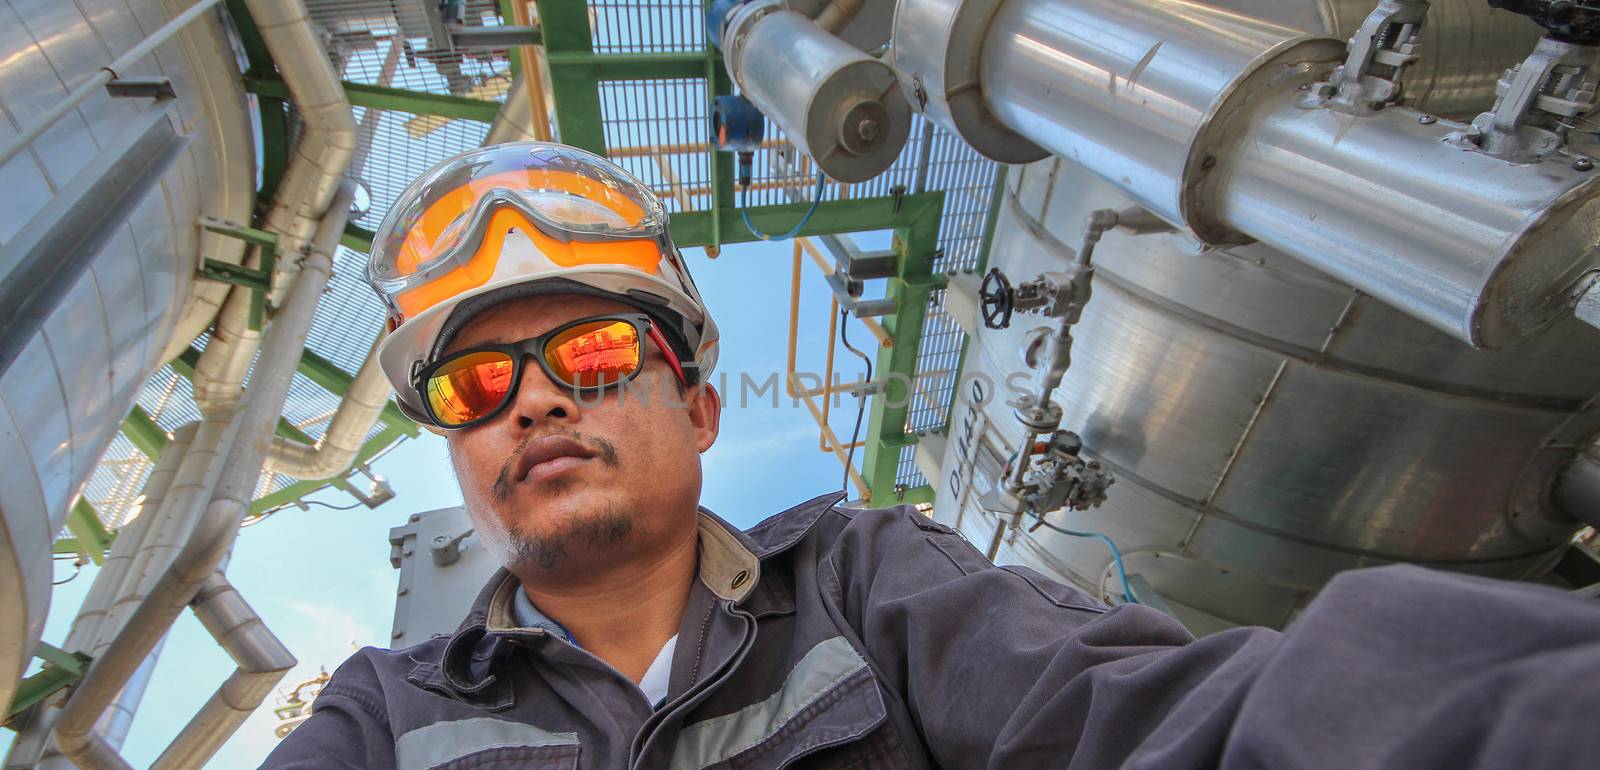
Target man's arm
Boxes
[259,650,396,769]
[826,506,1600,769]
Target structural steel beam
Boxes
[669,193,943,248]
[341,223,375,253]
[537,0,607,154]
[5,644,90,724]
[243,75,500,123]
[543,50,713,81]
[65,499,113,565]
[121,406,168,459]
[859,194,946,505]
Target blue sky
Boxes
[10,232,893,767]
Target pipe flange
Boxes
[722,0,783,86]
[890,0,1047,163]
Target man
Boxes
[265,143,1600,769]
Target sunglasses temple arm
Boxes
[646,324,689,388]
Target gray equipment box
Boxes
[388,506,502,648]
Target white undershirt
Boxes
[639,635,677,707]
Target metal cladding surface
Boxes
[975,0,1346,236]
[1209,0,1544,119]
[0,0,251,709]
[934,159,1600,630]
[922,0,1600,348]
[726,4,911,183]
[889,0,1047,162]
[1219,94,1600,348]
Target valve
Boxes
[979,267,1015,329]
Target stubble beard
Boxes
[497,504,635,572]
[479,430,633,573]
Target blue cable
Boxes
[741,169,827,241]
[1033,515,1140,605]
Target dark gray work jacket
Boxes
[262,491,1600,769]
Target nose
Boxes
[506,352,583,431]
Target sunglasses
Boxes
[413,313,688,429]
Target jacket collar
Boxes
[440,491,848,693]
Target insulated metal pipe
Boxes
[896,0,1600,348]
[151,573,296,770]
[191,0,355,413]
[1215,85,1600,348]
[52,181,353,770]
[3,425,195,770]
[263,333,392,479]
[63,424,193,654]
[103,420,231,644]
[975,0,1343,238]
[723,0,910,182]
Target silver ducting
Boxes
[263,334,392,479]
[1214,83,1600,348]
[191,0,357,413]
[895,0,1600,348]
[53,181,353,770]
[722,0,911,182]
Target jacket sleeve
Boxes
[258,649,396,769]
[825,506,1600,769]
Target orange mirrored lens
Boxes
[544,320,641,389]
[426,351,516,425]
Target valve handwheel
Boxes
[980,267,1015,329]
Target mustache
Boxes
[492,430,620,501]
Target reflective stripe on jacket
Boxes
[262,491,1600,769]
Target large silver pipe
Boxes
[896,0,1600,348]
[52,181,353,770]
[263,333,392,479]
[102,420,232,646]
[1216,87,1600,348]
[191,0,356,413]
[64,424,194,654]
[487,71,540,144]
[975,0,1342,237]
[151,573,296,770]
[723,0,910,182]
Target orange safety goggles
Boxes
[414,313,689,429]
[369,144,671,326]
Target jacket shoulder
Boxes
[316,637,452,719]
[742,489,951,555]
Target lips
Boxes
[515,435,599,484]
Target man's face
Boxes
[441,293,720,578]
